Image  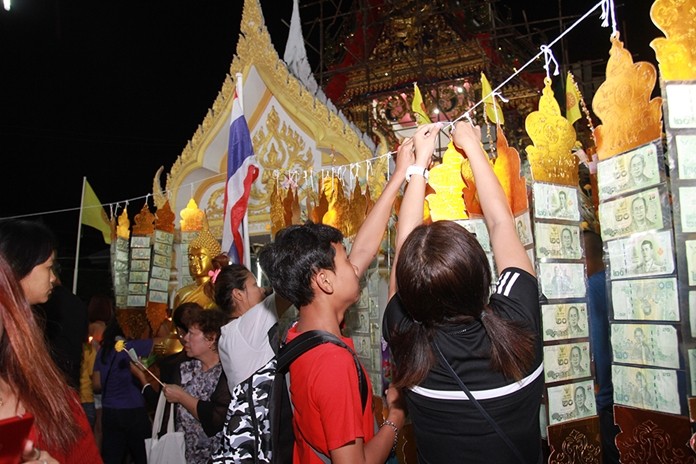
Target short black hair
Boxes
[259,222,343,308]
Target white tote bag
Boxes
[145,391,186,464]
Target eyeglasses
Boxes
[176,327,187,339]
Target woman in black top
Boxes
[384,122,543,463]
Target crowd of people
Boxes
[0,120,623,464]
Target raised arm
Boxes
[349,139,415,277]
[451,121,534,275]
[388,123,442,298]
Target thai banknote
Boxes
[611,323,679,369]
[155,229,174,245]
[543,342,591,382]
[116,237,129,251]
[611,278,679,321]
[533,184,581,221]
[131,247,152,260]
[548,380,597,425]
[676,135,696,179]
[606,230,675,279]
[151,266,170,281]
[128,283,148,295]
[538,262,586,300]
[687,241,696,286]
[149,278,168,292]
[597,142,661,200]
[679,187,696,232]
[541,303,589,341]
[690,292,696,337]
[598,188,663,240]
[665,83,696,129]
[148,290,168,304]
[127,295,147,308]
[130,235,151,248]
[612,365,680,414]
[128,271,148,284]
[455,218,491,252]
[690,349,696,395]
[535,224,582,260]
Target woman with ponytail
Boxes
[384,121,543,463]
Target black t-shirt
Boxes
[383,268,543,464]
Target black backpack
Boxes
[269,329,368,464]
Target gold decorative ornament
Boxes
[146,302,169,336]
[427,141,467,221]
[592,35,663,160]
[525,77,579,186]
[270,182,285,237]
[180,198,206,232]
[116,209,130,240]
[493,127,528,215]
[651,0,696,81]
[321,175,350,235]
[132,202,155,236]
[155,201,175,233]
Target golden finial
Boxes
[427,141,468,221]
[155,200,175,233]
[321,175,349,235]
[116,209,130,240]
[132,202,155,236]
[525,77,579,186]
[592,35,662,160]
[651,0,696,80]
[180,198,206,232]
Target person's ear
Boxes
[314,271,334,295]
[232,288,244,302]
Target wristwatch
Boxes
[405,164,429,182]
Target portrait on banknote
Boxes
[539,262,586,300]
[544,342,591,382]
[149,278,168,293]
[612,365,680,414]
[680,187,696,232]
[151,266,170,281]
[597,142,660,200]
[611,278,679,321]
[127,295,146,308]
[533,184,580,221]
[535,224,582,260]
[542,303,589,341]
[665,83,696,129]
[515,212,533,246]
[607,231,674,280]
[611,323,679,369]
[676,135,696,180]
[599,188,663,240]
[128,283,147,295]
[548,380,597,425]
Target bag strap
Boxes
[433,341,526,464]
[277,329,368,412]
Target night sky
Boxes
[0,0,658,266]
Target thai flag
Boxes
[222,83,259,266]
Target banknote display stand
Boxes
[531,182,602,462]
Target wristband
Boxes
[405,164,429,182]
[381,419,399,452]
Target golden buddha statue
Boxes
[173,227,222,309]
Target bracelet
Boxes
[381,419,399,453]
[405,164,429,182]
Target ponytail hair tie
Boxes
[208,269,221,283]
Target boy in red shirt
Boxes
[259,124,442,463]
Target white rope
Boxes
[540,45,560,78]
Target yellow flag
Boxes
[481,73,504,125]
[82,180,112,244]
[412,83,431,125]
[566,71,582,125]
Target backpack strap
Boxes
[277,329,368,412]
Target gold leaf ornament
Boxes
[525,77,579,186]
[650,0,696,80]
[592,35,662,160]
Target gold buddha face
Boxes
[188,246,213,279]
